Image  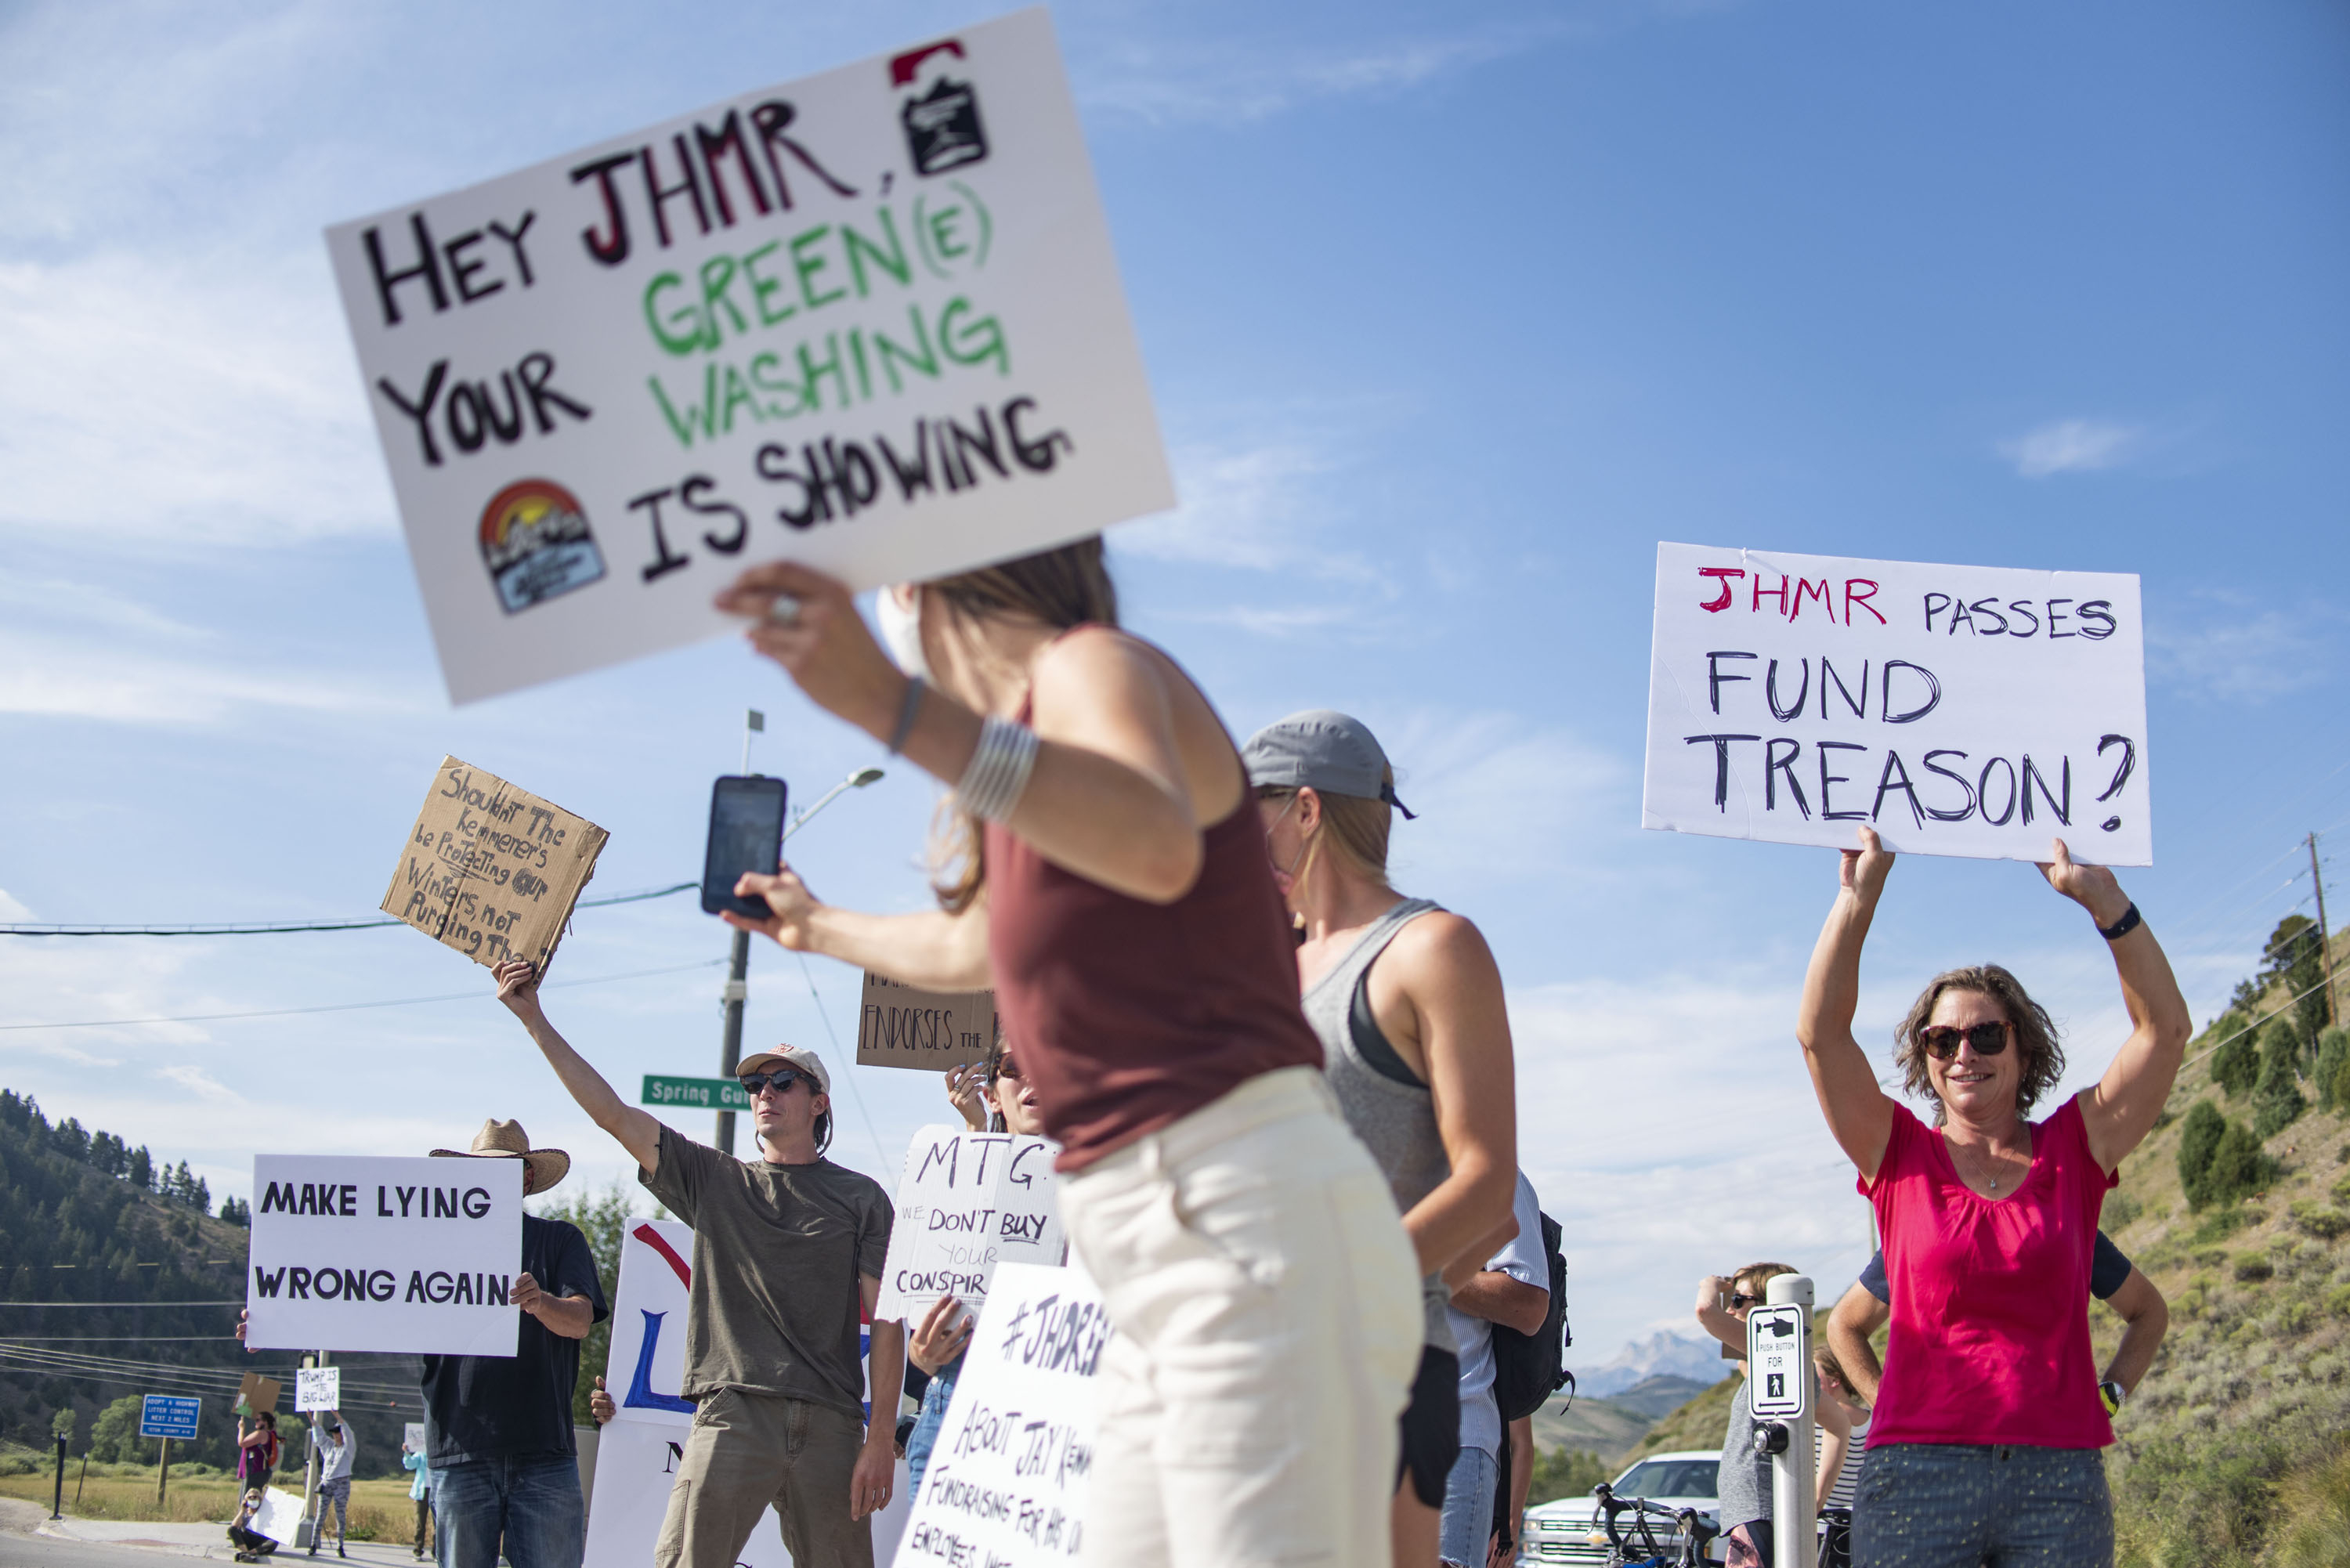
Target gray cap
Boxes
[1240,710,1415,818]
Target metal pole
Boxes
[716,927,750,1155]
[2312,833,2337,1030]
[74,1450,88,1506]
[1766,1274,1819,1568]
[49,1433,63,1519]
[155,1435,168,1508]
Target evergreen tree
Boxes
[219,1195,251,1227]
[2255,1022,2308,1139]
[2213,1029,2260,1099]
[127,1147,152,1188]
[2317,1028,2349,1111]
[2179,1100,2227,1209]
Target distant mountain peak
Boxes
[1571,1329,1725,1397]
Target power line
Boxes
[0,880,696,938]
[0,1300,243,1309]
[0,957,724,1032]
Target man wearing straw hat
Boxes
[417,1118,609,1568]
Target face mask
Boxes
[1264,794,1317,898]
[876,584,932,682]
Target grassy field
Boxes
[0,1457,416,1537]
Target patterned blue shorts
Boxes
[1852,1443,2111,1567]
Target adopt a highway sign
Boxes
[139,1395,201,1440]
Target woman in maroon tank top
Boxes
[713,542,1423,1568]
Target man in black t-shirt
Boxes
[418,1119,609,1568]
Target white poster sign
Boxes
[246,1155,524,1357]
[1643,543,2149,865]
[893,1262,1104,1567]
[873,1125,1063,1324]
[251,1487,307,1545]
[294,1369,341,1412]
[584,1218,909,1567]
[325,7,1173,705]
[404,1422,428,1453]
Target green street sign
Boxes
[641,1075,753,1111]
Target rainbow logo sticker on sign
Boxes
[479,479,606,612]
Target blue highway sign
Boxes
[139,1394,201,1440]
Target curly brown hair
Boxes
[1892,964,2066,1121]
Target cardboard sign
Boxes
[404,1422,427,1453]
[858,973,997,1071]
[873,1125,1063,1324]
[584,1217,909,1567]
[893,1262,1105,1567]
[294,1369,341,1412]
[235,1372,281,1418]
[246,1155,524,1357]
[325,8,1173,705]
[139,1395,201,1440]
[1643,543,2149,865]
[381,757,608,970]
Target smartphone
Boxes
[701,776,789,919]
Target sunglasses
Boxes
[739,1069,813,1097]
[1726,1293,1762,1310]
[1918,1021,2011,1060]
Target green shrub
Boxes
[1528,1446,1613,1506]
[2326,1284,2350,1318]
[2211,1122,2281,1203]
[2267,1445,2350,1568]
[2214,1031,2261,1098]
[2236,1253,2276,1282]
[2290,1201,2350,1241]
[2180,1100,2228,1208]
[2255,1024,2309,1138]
[2316,1027,2349,1111]
[2106,1192,2143,1231]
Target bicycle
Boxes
[1593,1483,1722,1568]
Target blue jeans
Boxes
[902,1353,963,1501]
[1437,1444,1499,1568]
[432,1454,585,1568]
[1853,1443,2111,1567]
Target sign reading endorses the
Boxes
[1643,543,2149,865]
[873,1125,1062,1324]
[325,8,1174,705]
[247,1155,524,1358]
[858,971,996,1071]
[382,757,608,970]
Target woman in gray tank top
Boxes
[1242,710,1521,1568]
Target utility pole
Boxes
[2313,833,2337,1030]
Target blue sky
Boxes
[2,0,2345,1368]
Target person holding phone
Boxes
[1796,828,2190,1566]
[710,540,1422,1568]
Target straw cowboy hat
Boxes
[428,1118,569,1194]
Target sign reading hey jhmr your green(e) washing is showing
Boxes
[326,9,1173,706]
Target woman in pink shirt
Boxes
[1796,829,2190,1567]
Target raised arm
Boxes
[1798,829,1899,1180]
[493,959,663,1175]
[1692,1274,1746,1357]
[2040,840,2194,1171]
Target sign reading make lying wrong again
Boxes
[325,8,1173,704]
[244,1155,525,1357]
[1643,542,2149,865]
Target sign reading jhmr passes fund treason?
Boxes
[892,1262,1105,1568]
[381,757,608,971]
[873,1125,1063,1324]
[1643,543,2149,865]
[247,1155,524,1357]
[325,8,1174,705]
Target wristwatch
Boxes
[2098,1379,2126,1414]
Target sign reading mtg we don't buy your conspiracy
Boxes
[326,8,1173,706]
[1643,543,2150,865]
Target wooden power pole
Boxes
[2313,833,2338,1029]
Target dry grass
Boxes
[0,1469,415,1537]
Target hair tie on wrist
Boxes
[2099,903,2142,941]
[888,676,925,757]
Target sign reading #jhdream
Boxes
[1643,543,2149,865]
[246,1155,524,1357]
[324,8,1174,705]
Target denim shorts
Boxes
[1852,1443,2111,1568]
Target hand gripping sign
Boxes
[1643,543,2149,865]
[324,8,1173,705]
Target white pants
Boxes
[1061,1065,1421,1568]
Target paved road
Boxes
[0,1502,190,1568]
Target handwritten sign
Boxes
[1643,543,2149,865]
[294,1369,341,1412]
[247,1155,523,1357]
[892,1262,1104,1568]
[235,1373,281,1418]
[324,8,1173,705]
[381,757,608,970]
[858,973,998,1071]
[873,1125,1062,1324]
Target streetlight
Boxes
[714,763,885,1154]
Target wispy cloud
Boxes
[0,890,32,923]
[1383,710,1629,887]
[2149,605,2334,704]
[0,624,421,726]
[1998,417,2141,479]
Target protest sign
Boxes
[873,1125,1062,1324]
[584,1218,908,1567]
[404,1422,427,1453]
[294,1369,340,1412]
[247,1154,524,1357]
[381,757,608,970]
[325,7,1174,706]
[1643,543,2149,865]
[250,1487,306,1545]
[893,1261,1104,1568]
[857,973,996,1071]
[235,1372,281,1418]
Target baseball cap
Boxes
[1240,710,1415,818]
[736,1046,830,1094]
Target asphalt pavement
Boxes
[0,1500,425,1568]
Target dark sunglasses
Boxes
[739,1069,812,1097]
[1918,1021,2011,1060]
[1726,1292,1762,1310]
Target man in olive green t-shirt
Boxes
[494,959,901,1568]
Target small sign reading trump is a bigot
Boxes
[246,1155,525,1357]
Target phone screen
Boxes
[701,776,790,918]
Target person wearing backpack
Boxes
[1444,1172,1550,1568]
[235,1411,281,1495]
